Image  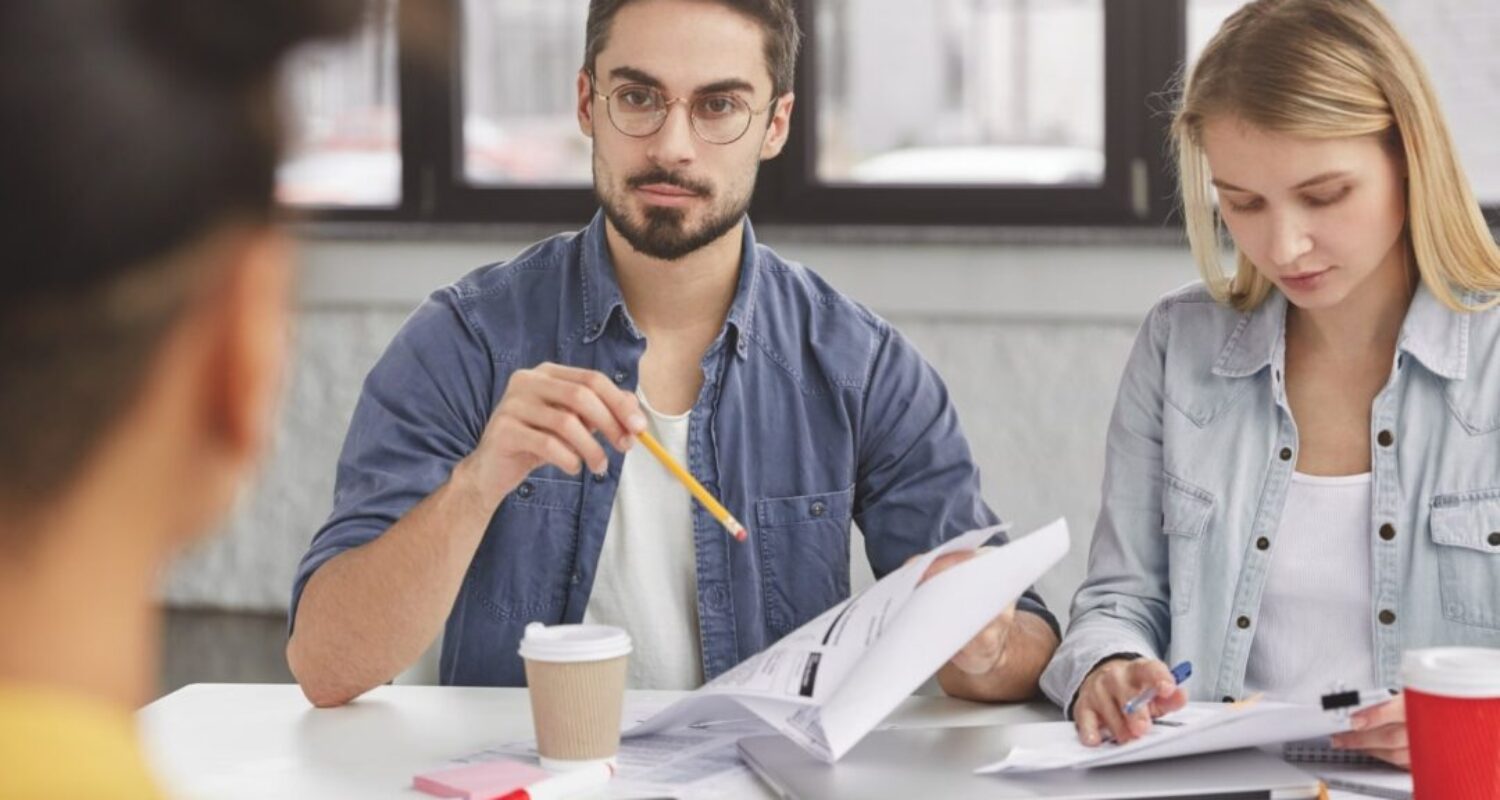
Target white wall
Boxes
[161,228,1199,635]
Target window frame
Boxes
[291,0,1500,230]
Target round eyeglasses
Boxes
[593,81,780,146]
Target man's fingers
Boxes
[952,618,1007,674]
[538,363,646,438]
[528,377,633,451]
[502,422,583,476]
[918,550,976,583]
[511,401,609,473]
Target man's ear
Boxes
[206,227,293,468]
[577,68,597,138]
[760,92,795,160]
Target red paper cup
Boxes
[1403,647,1500,800]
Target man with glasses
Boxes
[288,0,1060,706]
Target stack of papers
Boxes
[977,701,1353,773]
[626,520,1071,762]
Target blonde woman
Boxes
[1041,0,1500,768]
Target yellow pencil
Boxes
[635,431,747,542]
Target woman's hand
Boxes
[1331,695,1409,769]
[1072,657,1188,746]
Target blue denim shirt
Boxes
[1042,281,1500,712]
[292,212,1054,687]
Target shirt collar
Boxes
[1211,290,1288,379]
[1211,282,1472,381]
[1398,282,1470,381]
[578,210,761,359]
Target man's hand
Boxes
[461,363,647,504]
[1332,695,1409,769]
[919,550,1015,675]
[909,548,1058,702]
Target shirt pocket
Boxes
[472,475,584,621]
[755,487,855,640]
[1430,490,1500,630]
[1162,473,1214,616]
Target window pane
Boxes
[278,0,401,208]
[1187,0,1500,205]
[816,0,1104,186]
[462,0,592,187]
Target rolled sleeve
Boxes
[851,322,1055,632]
[288,289,494,632]
[1041,303,1173,713]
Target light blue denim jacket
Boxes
[1042,281,1500,713]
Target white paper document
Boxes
[463,700,771,799]
[976,700,1354,774]
[625,519,1071,763]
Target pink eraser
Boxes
[412,759,549,799]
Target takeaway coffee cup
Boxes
[519,622,632,772]
[1402,647,1500,800]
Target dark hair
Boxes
[0,0,359,512]
[584,0,802,97]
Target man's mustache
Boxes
[627,168,712,197]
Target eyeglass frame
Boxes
[587,72,784,146]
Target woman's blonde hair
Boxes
[1173,0,1500,312]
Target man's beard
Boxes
[597,165,753,261]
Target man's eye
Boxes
[700,96,737,116]
[620,89,656,109]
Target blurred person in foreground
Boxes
[0,0,357,796]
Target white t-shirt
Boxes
[1244,471,1379,705]
[581,391,704,690]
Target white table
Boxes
[140,684,1059,799]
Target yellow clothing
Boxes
[0,685,162,799]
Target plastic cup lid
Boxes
[1402,647,1500,698]
[518,623,632,663]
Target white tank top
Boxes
[582,390,704,690]
[1244,471,1380,704]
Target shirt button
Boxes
[593,470,609,483]
[1380,524,1397,542]
[709,585,729,610]
[1379,609,1396,625]
[810,501,827,518]
[1377,429,1394,447]
[613,369,629,385]
[516,482,535,499]
[1489,532,1500,547]
[1256,537,1270,551]
[571,571,581,585]
[1279,447,1293,461]
[1236,615,1252,630]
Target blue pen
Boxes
[1123,660,1192,717]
